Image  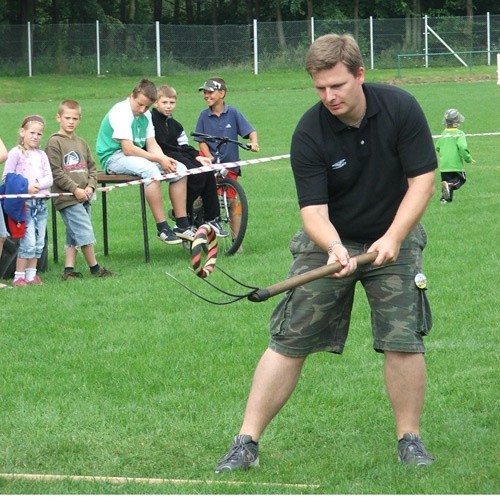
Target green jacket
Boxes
[435,127,473,172]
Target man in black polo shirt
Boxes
[215,34,437,472]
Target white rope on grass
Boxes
[0,472,320,490]
[0,153,291,199]
[432,131,500,138]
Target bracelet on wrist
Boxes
[327,240,342,255]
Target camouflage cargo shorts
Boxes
[269,224,432,356]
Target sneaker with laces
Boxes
[28,275,43,285]
[207,219,228,238]
[12,277,30,287]
[398,432,435,466]
[215,434,259,473]
[158,227,181,245]
[173,225,196,241]
[92,267,115,278]
[62,270,83,281]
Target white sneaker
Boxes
[173,225,196,241]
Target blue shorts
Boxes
[18,199,48,259]
[0,203,9,238]
[106,151,187,186]
[59,202,96,248]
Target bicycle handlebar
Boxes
[190,132,252,151]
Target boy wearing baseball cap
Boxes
[195,77,259,243]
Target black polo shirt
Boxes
[290,83,437,243]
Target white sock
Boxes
[25,268,37,281]
[14,271,26,281]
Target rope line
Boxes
[432,131,500,138]
[0,472,320,489]
[2,130,499,200]
[0,153,290,199]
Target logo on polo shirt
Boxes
[331,159,346,170]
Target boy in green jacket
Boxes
[435,108,475,204]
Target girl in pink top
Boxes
[2,115,53,286]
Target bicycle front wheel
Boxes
[216,176,248,256]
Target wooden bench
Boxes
[51,173,150,264]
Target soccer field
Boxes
[0,70,498,494]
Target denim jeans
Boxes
[0,203,9,238]
[60,202,96,247]
[18,199,48,259]
[106,150,186,186]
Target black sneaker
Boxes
[173,225,196,242]
[158,227,181,245]
[398,432,435,466]
[215,434,259,473]
[207,219,228,238]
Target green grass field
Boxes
[0,67,499,494]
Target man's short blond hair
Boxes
[305,34,364,77]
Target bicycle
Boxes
[190,132,250,256]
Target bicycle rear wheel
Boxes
[216,176,248,256]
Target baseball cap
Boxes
[198,79,227,92]
[443,108,464,126]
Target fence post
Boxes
[424,15,429,68]
[27,21,32,77]
[311,17,314,43]
[370,16,374,70]
[487,12,491,66]
[96,20,100,76]
[156,21,161,77]
[253,19,258,75]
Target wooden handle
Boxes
[248,252,378,303]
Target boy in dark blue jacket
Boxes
[151,84,227,237]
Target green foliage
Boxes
[1,1,498,25]
[0,71,498,494]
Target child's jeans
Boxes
[0,203,9,238]
[18,199,48,259]
[60,202,96,247]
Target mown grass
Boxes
[0,69,498,494]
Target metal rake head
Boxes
[165,265,259,305]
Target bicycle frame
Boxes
[190,131,251,166]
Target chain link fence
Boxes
[0,15,498,76]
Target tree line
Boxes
[5,0,498,25]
